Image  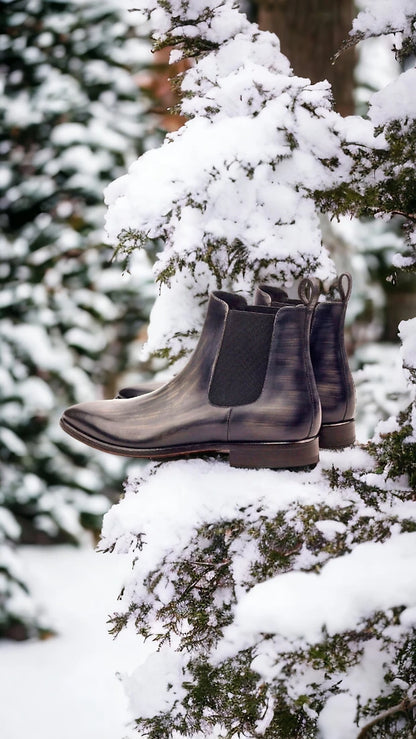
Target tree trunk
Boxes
[255,0,355,116]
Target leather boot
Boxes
[254,273,355,448]
[116,275,356,450]
[60,285,321,469]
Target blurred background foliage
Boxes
[0,0,162,638]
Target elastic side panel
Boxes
[209,310,275,406]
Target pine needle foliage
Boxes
[102,453,416,737]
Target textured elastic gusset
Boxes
[209,309,275,407]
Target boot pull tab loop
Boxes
[338,273,352,302]
[298,277,321,309]
[255,285,288,306]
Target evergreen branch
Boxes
[332,31,365,64]
[356,697,416,738]
[176,559,231,601]
[332,27,403,64]
[154,35,219,54]
[389,210,416,224]
[173,558,231,568]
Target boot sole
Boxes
[319,419,355,449]
[60,416,319,470]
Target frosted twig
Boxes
[389,210,416,224]
[173,559,231,568]
[356,697,416,738]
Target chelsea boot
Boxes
[116,275,356,450]
[60,284,321,469]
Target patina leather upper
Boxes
[62,288,321,450]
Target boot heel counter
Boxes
[341,347,356,421]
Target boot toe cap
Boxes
[60,400,126,446]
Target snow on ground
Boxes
[0,543,144,739]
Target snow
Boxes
[101,445,413,622]
[399,317,416,372]
[400,605,416,627]
[4,322,73,369]
[7,449,402,737]
[369,68,416,127]
[0,545,140,739]
[355,34,400,105]
[352,0,416,38]
[0,509,21,541]
[124,647,189,719]
[217,532,416,650]
[317,693,358,739]
[314,519,347,539]
[144,268,217,361]
[97,428,415,735]
[0,427,27,456]
[51,122,89,145]
[100,454,353,576]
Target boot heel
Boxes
[229,437,319,470]
[319,420,355,449]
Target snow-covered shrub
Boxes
[98,0,416,735]
[102,452,416,738]
[0,0,156,546]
